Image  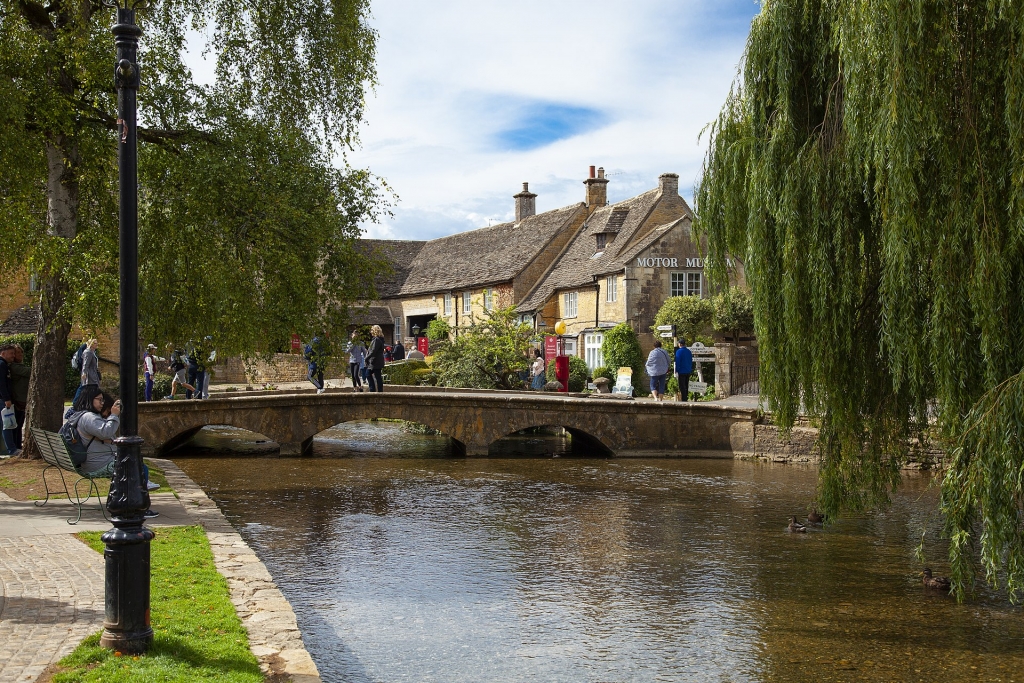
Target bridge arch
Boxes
[490,423,614,457]
[306,417,466,458]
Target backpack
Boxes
[58,411,94,467]
[70,343,87,371]
[170,350,185,372]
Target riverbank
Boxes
[0,457,321,683]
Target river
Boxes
[172,422,1023,683]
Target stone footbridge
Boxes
[137,389,758,457]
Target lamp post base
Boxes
[99,522,155,653]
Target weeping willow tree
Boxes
[696,0,1024,600]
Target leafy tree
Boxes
[711,288,754,341]
[654,296,714,344]
[429,307,534,390]
[696,0,1024,599]
[602,323,646,396]
[0,1,389,442]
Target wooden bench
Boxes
[31,427,110,525]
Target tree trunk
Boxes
[22,138,79,459]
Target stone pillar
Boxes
[715,343,734,398]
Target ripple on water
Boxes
[172,421,1024,683]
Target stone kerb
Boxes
[138,392,758,458]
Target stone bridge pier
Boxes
[137,391,757,458]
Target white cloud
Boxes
[182,0,759,240]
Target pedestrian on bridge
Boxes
[365,325,386,392]
[347,330,365,392]
[674,338,693,402]
[305,336,327,394]
[645,340,672,402]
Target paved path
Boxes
[0,468,321,683]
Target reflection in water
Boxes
[173,422,1024,683]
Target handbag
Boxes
[1,406,16,430]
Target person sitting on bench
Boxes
[71,386,159,517]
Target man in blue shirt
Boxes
[674,338,693,401]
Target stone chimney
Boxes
[584,165,609,208]
[513,182,537,221]
[658,172,679,196]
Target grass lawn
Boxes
[48,526,264,683]
[0,457,170,501]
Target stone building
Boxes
[359,166,745,369]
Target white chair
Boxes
[611,367,634,397]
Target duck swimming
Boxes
[788,516,807,533]
[922,568,951,591]
[807,509,824,525]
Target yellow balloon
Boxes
[554,320,567,335]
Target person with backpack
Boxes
[70,341,88,406]
[184,342,199,399]
[64,385,159,515]
[304,336,327,394]
[164,347,195,399]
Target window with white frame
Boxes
[686,272,702,296]
[484,288,494,311]
[606,275,617,302]
[564,291,578,318]
[463,292,472,314]
[394,317,402,341]
[563,338,577,356]
[671,272,702,297]
[444,293,452,316]
[584,333,604,371]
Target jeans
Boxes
[2,424,15,454]
[308,366,324,390]
[144,372,153,402]
[349,362,362,388]
[676,373,690,401]
[649,373,667,395]
[367,368,383,392]
[194,370,207,399]
[185,366,198,399]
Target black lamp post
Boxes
[99,0,154,654]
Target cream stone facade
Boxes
[360,166,746,367]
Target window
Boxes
[463,292,472,314]
[584,333,604,371]
[606,275,617,302]
[444,293,452,316]
[596,233,607,250]
[394,317,402,341]
[564,291,578,318]
[484,288,494,311]
[519,314,533,326]
[562,338,577,356]
[671,272,701,297]
[686,272,702,296]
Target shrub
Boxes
[545,354,589,392]
[654,296,714,344]
[426,318,451,342]
[711,287,754,340]
[386,360,429,386]
[592,366,615,382]
[602,323,647,395]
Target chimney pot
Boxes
[589,165,596,179]
[597,167,605,179]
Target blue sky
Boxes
[191,1,762,241]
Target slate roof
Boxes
[364,203,584,297]
[0,305,39,336]
[359,240,426,298]
[517,189,691,312]
[348,305,394,325]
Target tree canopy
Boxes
[0,0,389,431]
[696,0,1024,599]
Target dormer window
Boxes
[596,233,608,250]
